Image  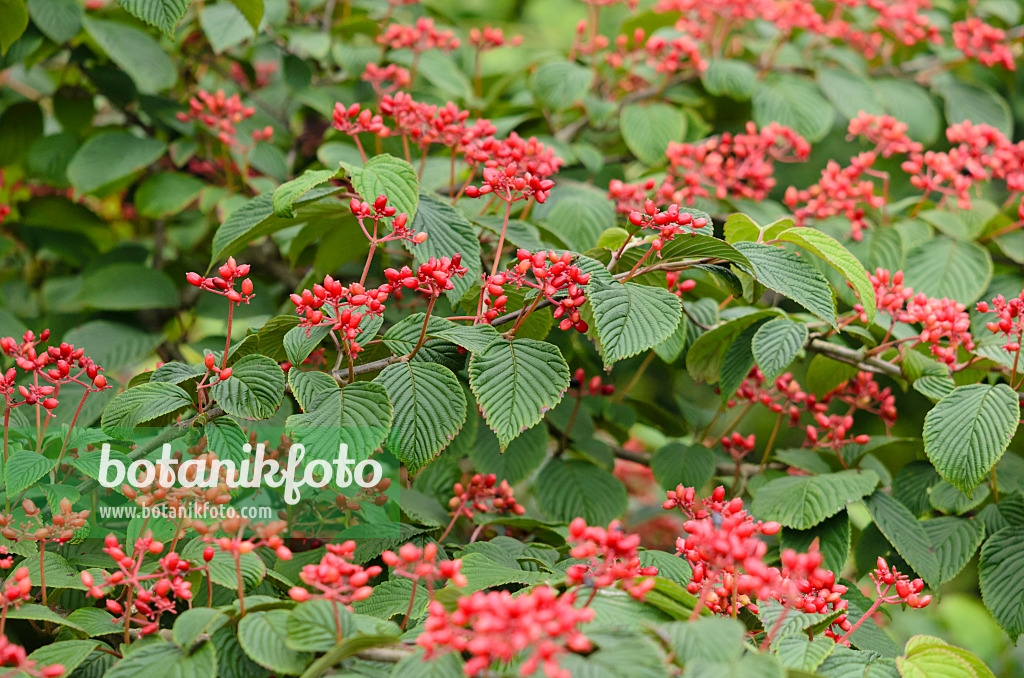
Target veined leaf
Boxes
[751,470,878,529]
[776,226,875,323]
[535,458,627,525]
[100,382,193,439]
[285,381,393,463]
[210,354,286,420]
[751,316,808,382]
[733,242,838,328]
[864,491,941,589]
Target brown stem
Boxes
[759,411,785,467]
[221,303,235,370]
[399,580,418,631]
[406,296,437,362]
[234,552,246,617]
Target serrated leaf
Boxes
[285,381,392,463]
[923,384,1019,496]
[283,324,331,367]
[620,103,685,165]
[5,450,57,496]
[287,369,337,413]
[921,516,984,584]
[590,281,682,367]
[751,470,878,529]
[26,0,81,43]
[535,458,627,525]
[864,491,941,588]
[903,237,992,305]
[407,192,481,303]
[430,324,500,354]
[776,226,875,323]
[724,213,794,245]
[701,59,757,100]
[816,646,900,678]
[780,511,851,574]
[210,354,285,420]
[273,168,337,218]
[686,310,781,383]
[650,442,718,491]
[27,639,99,676]
[342,154,418,223]
[228,0,262,29]
[733,242,837,328]
[752,316,808,382]
[980,526,1024,641]
[468,423,548,485]
[468,338,569,448]
[67,131,166,195]
[103,639,217,678]
[752,74,835,142]
[530,61,593,110]
[101,381,193,439]
[375,362,466,472]
[382,313,463,369]
[774,634,834,672]
[119,0,190,36]
[285,599,354,652]
[81,17,176,93]
[238,610,311,675]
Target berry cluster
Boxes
[566,518,658,600]
[448,473,525,521]
[384,255,468,298]
[377,18,460,54]
[608,178,656,215]
[830,557,930,644]
[0,633,64,678]
[662,122,810,206]
[85,533,205,636]
[627,200,708,250]
[468,25,522,52]
[418,587,593,678]
[382,542,467,591]
[953,18,1016,70]
[462,133,562,189]
[720,432,756,462]
[175,89,272,148]
[464,162,556,204]
[602,29,705,93]
[290,277,392,354]
[186,257,255,305]
[978,290,1024,353]
[362,63,411,98]
[666,271,697,297]
[482,250,590,331]
[0,498,89,543]
[571,368,615,396]
[288,540,383,607]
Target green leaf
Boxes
[535,458,627,525]
[701,59,757,100]
[210,354,286,420]
[182,539,265,591]
[774,634,834,672]
[921,516,985,584]
[80,264,178,310]
[776,226,875,323]
[285,600,354,652]
[5,450,57,496]
[173,608,229,647]
[980,526,1024,640]
[283,324,331,367]
[26,640,99,676]
[751,316,807,382]
[82,17,177,93]
[816,67,885,118]
[67,132,167,195]
[751,470,878,529]
[119,0,190,36]
[342,154,418,223]
[66,607,118,637]
[923,384,1019,496]
[468,423,548,485]
[287,369,337,413]
[620,103,685,165]
[733,242,837,328]
[752,74,835,142]
[686,310,781,383]
[228,0,262,29]
[816,646,899,678]
[135,172,204,218]
[101,382,193,439]
[590,280,682,367]
[382,314,463,369]
[864,491,942,589]
[650,442,718,492]
[468,338,569,448]
[534,181,616,252]
[0,0,28,54]
[903,237,992,305]
[26,0,81,44]
[935,78,1012,137]
[105,639,217,678]
[900,636,995,678]
[198,1,253,52]
[286,381,392,464]
[375,362,466,472]
[273,169,338,218]
[429,324,500,354]
[238,610,312,676]
[530,61,593,110]
[408,192,482,303]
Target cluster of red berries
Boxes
[195,517,293,562]
[362,63,411,98]
[290,275,392,353]
[566,518,658,600]
[448,473,525,520]
[627,200,708,250]
[462,133,562,187]
[1,329,109,421]
[175,89,272,148]
[662,122,810,206]
[85,533,205,635]
[571,368,614,396]
[978,290,1024,353]
[666,271,697,297]
[418,587,593,678]
[186,257,255,305]
[608,178,656,215]
[858,267,973,365]
[351,195,427,245]
[377,18,460,54]
[805,412,872,451]
[289,540,383,607]
[0,498,89,543]
[382,542,467,591]
[482,250,590,331]
[464,162,556,204]
[827,557,931,644]
[720,432,756,461]
[602,28,705,92]
[384,255,468,298]
[228,60,277,88]
[953,18,1016,70]
[468,25,522,51]
[0,633,64,678]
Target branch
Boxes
[805,338,902,378]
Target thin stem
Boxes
[221,303,235,370]
[612,352,655,403]
[438,499,466,542]
[557,394,583,453]
[838,588,888,645]
[56,391,90,479]
[399,580,418,631]
[697,404,725,446]
[759,411,785,468]
[476,199,513,323]
[234,552,246,617]
[407,296,438,362]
